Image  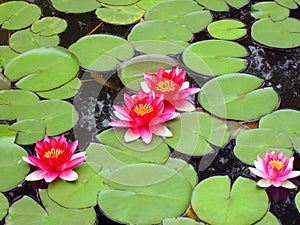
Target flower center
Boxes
[155,80,175,92]
[269,160,284,170]
[133,103,154,116]
[44,148,64,159]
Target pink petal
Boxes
[124,128,140,142]
[69,140,78,155]
[109,120,130,128]
[171,99,196,111]
[58,135,66,145]
[179,81,189,90]
[140,127,153,144]
[44,171,59,183]
[158,112,179,122]
[113,105,130,120]
[25,170,46,181]
[271,180,282,187]
[163,102,176,114]
[254,160,264,172]
[281,180,297,189]
[59,169,78,181]
[24,156,51,171]
[150,124,173,137]
[141,81,151,93]
[257,179,271,188]
[124,93,134,109]
[286,157,294,170]
[113,110,130,120]
[22,156,38,167]
[249,167,268,179]
[287,170,300,179]
[65,156,86,170]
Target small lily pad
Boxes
[0,141,29,191]
[191,176,268,225]
[0,124,17,142]
[163,217,204,225]
[255,212,280,225]
[296,191,300,212]
[233,128,293,165]
[50,0,101,13]
[195,0,249,11]
[275,0,300,9]
[251,2,290,21]
[0,46,19,68]
[99,0,138,5]
[0,193,8,221]
[31,17,67,36]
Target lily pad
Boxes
[182,40,248,76]
[294,137,300,152]
[0,1,41,30]
[69,34,134,71]
[207,19,247,40]
[31,17,67,36]
[275,0,300,9]
[137,0,169,9]
[255,212,280,225]
[163,217,204,225]
[191,176,268,225]
[251,2,290,21]
[0,193,8,221]
[0,141,29,191]
[117,54,178,90]
[10,119,46,145]
[0,90,39,120]
[198,73,279,120]
[17,100,79,136]
[251,18,300,48]
[233,128,293,165]
[165,112,230,155]
[6,190,95,225]
[50,0,101,13]
[99,0,138,5]
[296,191,300,212]
[195,0,249,11]
[99,163,192,225]
[0,46,19,68]
[0,124,17,142]
[5,47,79,92]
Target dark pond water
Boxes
[1,0,300,224]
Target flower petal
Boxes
[150,124,173,137]
[140,127,153,144]
[124,128,140,142]
[25,170,46,181]
[171,100,196,111]
[59,169,78,181]
[281,180,297,189]
[44,171,59,183]
[249,167,268,179]
[141,81,151,93]
[65,156,86,170]
[24,156,51,171]
[109,120,130,127]
[257,179,271,188]
[69,140,78,155]
[287,170,300,179]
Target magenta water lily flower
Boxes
[22,135,86,183]
[109,90,179,144]
[249,151,300,189]
[141,67,200,111]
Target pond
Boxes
[0,0,300,224]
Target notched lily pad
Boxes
[296,191,300,213]
[50,0,101,13]
[0,193,8,221]
[0,46,20,68]
[195,0,249,11]
[163,217,204,225]
[0,124,17,142]
[275,0,300,9]
[31,17,67,36]
[99,0,138,5]
[251,1,290,21]
[255,212,280,225]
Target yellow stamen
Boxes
[133,103,154,116]
[44,148,64,159]
[269,160,284,170]
[155,80,176,92]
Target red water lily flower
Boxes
[109,90,179,144]
[141,67,200,111]
[249,151,300,189]
[22,135,86,183]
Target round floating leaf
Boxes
[0,141,29,191]
[99,0,138,5]
[0,193,8,221]
[50,0,101,13]
[251,18,300,48]
[165,112,230,155]
[296,191,300,212]
[259,109,300,143]
[191,176,268,225]
[0,124,17,142]
[10,119,46,145]
[163,217,203,225]
[17,100,78,136]
[0,46,19,68]
[69,34,134,71]
[275,0,300,9]
[234,128,293,165]
[0,1,41,30]
[36,77,81,99]
[5,47,79,92]
[251,2,290,21]
[137,0,170,9]
[96,5,144,25]
[207,19,247,40]
[195,0,249,11]
[117,54,178,90]
[99,163,192,225]
[198,73,279,120]
[255,212,280,225]
[31,17,67,36]
[0,90,39,120]
[294,137,300,152]
[6,190,95,225]
[182,40,248,76]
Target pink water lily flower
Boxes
[109,90,179,144]
[141,67,200,111]
[249,151,300,189]
[22,135,86,183]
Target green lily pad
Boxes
[296,191,300,212]
[191,176,268,225]
[0,193,8,221]
[0,73,10,90]
[275,0,300,9]
[117,54,178,90]
[10,119,46,145]
[182,40,248,76]
[165,112,230,155]
[294,137,300,152]
[50,0,101,13]
[36,77,81,99]
[96,4,144,25]
[0,1,41,30]
[99,163,192,225]
[99,0,138,5]
[0,46,19,68]
[207,19,247,40]
[234,128,293,165]
[69,34,134,71]
[31,17,67,36]
[163,217,204,225]
[198,73,279,120]
[5,47,79,92]
[6,189,95,225]
[0,141,29,191]
[195,0,249,11]
[255,212,280,225]
[17,99,78,136]
[137,0,169,9]
[251,18,300,48]
[0,90,39,120]
[251,2,290,21]
[0,124,17,142]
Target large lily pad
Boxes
[0,141,29,191]
[234,128,293,165]
[163,217,204,225]
[255,212,280,225]
[0,46,19,68]
[182,40,248,76]
[251,2,290,21]
[195,0,249,11]
[198,73,279,120]
[294,137,300,152]
[69,34,134,71]
[251,18,300,48]
[0,1,41,30]
[99,0,138,5]
[137,0,169,9]
[50,0,101,13]
[275,0,300,9]
[165,112,230,155]
[31,17,67,36]
[191,176,268,225]
[0,193,8,221]
[0,124,17,142]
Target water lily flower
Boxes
[109,90,179,144]
[249,151,300,189]
[141,67,200,111]
[22,135,86,183]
